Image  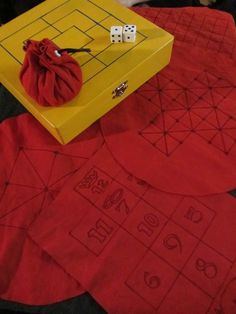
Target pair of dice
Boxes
[110,24,136,43]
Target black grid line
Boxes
[69,162,235,312]
[138,70,236,156]
[133,7,236,59]
[0,1,148,84]
[0,146,93,229]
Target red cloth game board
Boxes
[100,6,236,196]
[1,5,236,313]
[27,9,236,309]
[133,7,236,59]
[29,145,236,314]
[101,45,236,195]
[0,113,103,304]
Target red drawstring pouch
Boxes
[20,38,89,106]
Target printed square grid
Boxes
[0,0,147,84]
[124,196,233,311]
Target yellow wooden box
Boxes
[0,0,174,144]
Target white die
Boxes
[110,26,123,43]
[123,24,136,42]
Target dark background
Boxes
[0,1,235,313]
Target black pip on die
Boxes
[110,25,136,43]
[110,26,123,43]
[123,24,136,42]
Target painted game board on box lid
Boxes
[0,0,174,144]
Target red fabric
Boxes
[99,7,236,195]
[133,7,236,59]
[0,113,103,305]
[100,44,236,195]
[27,9,236,313]
[1,6,235,310]
[20,38,82,106]
[29,145,236,314]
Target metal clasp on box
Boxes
[112,80,128,99]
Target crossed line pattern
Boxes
[0,147,89,229]
[133,7,236,58]
[137,70,236,156]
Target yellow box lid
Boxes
[0,0,174,143]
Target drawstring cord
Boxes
[57,48,91,54]
[22,40,91,55]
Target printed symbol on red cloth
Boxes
[183,242,232,298]
[151,220,198,271]
[97,179,140,225]
[123,200,167,247]
[144,271,161,289]
[0,147,87,228]
[99,184,139,225]
[70,209,118,256]
[137,213,161,237]
[172,198,216,238]
[74,167,111,204]
[125,251,178,310]
[184,206,203,223]
[195,258,218,279]
[163,233,183,252]
[138,71,236,156]
[88,219,113,243]
[75,167,139,225]
[103,188,124,209]
[77,168,98,189]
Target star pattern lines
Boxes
[137,70,236,156]
[0,147,89,229]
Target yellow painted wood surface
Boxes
[0,0,174,144]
